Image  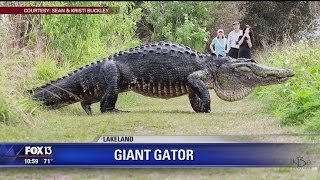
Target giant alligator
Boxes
[29,41,295,115]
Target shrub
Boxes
[141,1,212,52]
[25,1,142,67]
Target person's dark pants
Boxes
[227,47,239,59]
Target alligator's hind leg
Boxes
[187,70,211,113]
[81,101,92,116]
[99,61,128,113]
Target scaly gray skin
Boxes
[29,41,295,115]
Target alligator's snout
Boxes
[252,65,295,79]
[276,69,295,78]
[287,69,295,77]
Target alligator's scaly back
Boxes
[112,41,206,98]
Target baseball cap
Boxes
[217,29,224,33]
[232,21,240,25]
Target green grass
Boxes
[1,168,320,180]
[1,91,319,179]
[0,91,299,142]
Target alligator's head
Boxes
[207,57,295,101]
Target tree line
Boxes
[1,1,318,66]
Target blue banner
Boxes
[0,142,318,167]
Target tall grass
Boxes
[0,70,10,122]
[0,52,40,125]
[254,40,320,132]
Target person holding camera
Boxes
[238,25,254,59]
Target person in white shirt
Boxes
[226,21,243,59]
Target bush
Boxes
[141,1,212,52]
[25,1,142,67]
[23,56,72,89]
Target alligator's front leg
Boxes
[81,101,92,116]
[188,92,202,112]
[99,61,128,113]
[187,70,211,113]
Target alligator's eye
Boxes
[236,66,252,72]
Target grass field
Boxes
[0,90,319,179]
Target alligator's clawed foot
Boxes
[198,99,211,113]
[197,109,211,113]
[105,109,130,113]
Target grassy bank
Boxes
[1,90,319,178]
[254,40,320,132]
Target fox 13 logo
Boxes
[24,146,52,155]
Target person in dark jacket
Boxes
[237,25,254,59]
